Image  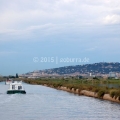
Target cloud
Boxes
[0,1,116,27]
[0,0,120,42]
[103,15,120,25]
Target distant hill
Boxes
[26,62,120,76]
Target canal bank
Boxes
[42,84,120,103]
[23,79,120,104]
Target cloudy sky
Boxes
[0,0,120,75]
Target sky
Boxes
[0,0,120,75]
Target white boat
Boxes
[7,81,26,94]
[5,78,13,85]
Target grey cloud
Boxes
[0,0,120,42]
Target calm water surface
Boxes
[0,82,120,120]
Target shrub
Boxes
[98,90,105,98]
[114,91,120,100]
[92,87,100,93]
[110,90,117,98]
[87,86,93,91]
[110,90,120,100]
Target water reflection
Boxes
[95,83,120,88]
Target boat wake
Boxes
[0,94,16,104]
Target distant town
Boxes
[17,62,120,79]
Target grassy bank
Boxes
[0,78,5,82]
[22,78,120,100]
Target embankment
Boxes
[43,84,120,103]
[23,79,120,103]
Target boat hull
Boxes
[7,90,26,94]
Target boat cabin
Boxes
[7,81,26,94]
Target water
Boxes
[97,83,120,89]
[0,82,120,120]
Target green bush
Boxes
[110,90,117,98]
[98,90,105,98]
[92,87,100,93]
[114,91,120,100]
[110,90,120,100]
[88,86,93,91]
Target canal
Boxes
[0,82,120,120]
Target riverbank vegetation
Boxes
[22,78,120,100]
[0,77,5,82]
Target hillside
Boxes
[25,62,120,76]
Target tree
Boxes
[16,73,18,78]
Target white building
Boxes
[109,72,117,78]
